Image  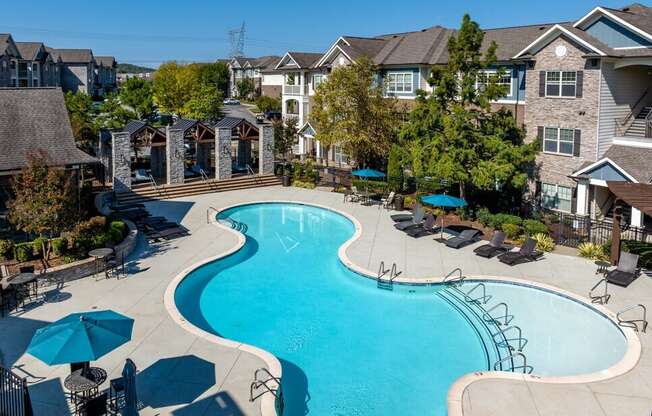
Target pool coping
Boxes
[163,200,641,416]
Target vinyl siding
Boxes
[597,62,652,157]
[586,16,652,48]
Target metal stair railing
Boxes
[482,302,514,326]
[147,174,167,198]
[389,263,401,281]
[617,304,648,333]
[246,164,261,184]
[377,261,388,279]
[463,282,492,305]
[492,325,528,352]
[443,267,465,284]
[493,353,533,374]
[589,278,610,304]
[250,368,283,405]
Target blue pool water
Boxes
[174,203,628,416]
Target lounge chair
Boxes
[147,227,188,241]
[391,203,423,223]
[444,229,482,249]
[405,214,437,238]
[606,251,640,287]
[133,169,150,183]
[394,207,426,231]
[498,238,541,265]
[379,192,395,210]
[474,231,509,258]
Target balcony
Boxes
[284,85,302,95]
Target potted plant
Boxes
[282,163,292,187]
[394,194,404,211]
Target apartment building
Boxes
[228,55,282,98]
[0,33,117,97]
[273,4,652,227]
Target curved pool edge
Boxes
[162,200,641,416]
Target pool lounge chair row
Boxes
[392,207,543,265]
[113,206,189,242]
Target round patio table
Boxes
[64,367,108,410]
[9,272,37,303]
[89,248,114,279]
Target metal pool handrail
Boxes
[494,353,533,374]
[443,267,465,284]
[617,304,648,333]
[250,368,283,404]
[589,278,610,304]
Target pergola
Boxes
[607,182,652,264]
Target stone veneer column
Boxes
[216,127,232,180]
[111,131,131,193]
[166,127,185,185]
[259,124,274,175]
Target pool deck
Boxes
[1,185,651,415]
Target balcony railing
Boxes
[284,85,302,95]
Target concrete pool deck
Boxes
[1,185,651,415]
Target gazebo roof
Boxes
[607,182,652,217]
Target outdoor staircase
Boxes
[624,106,652,137]
[115,174,282,205]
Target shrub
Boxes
[621,240,652,269]
[502,223,522,240]
[404,196,416,209]
[0,239,14,260]
[91,232,111,249]
[532,233,555,252]
[110,221,127,238]
[304,159,316,181]
[489,213,522,230]
[523,219,548,236]
[31,236,49,258]
[476,207,493,227]
[578,242,608,261]
[293,180,316,189]
[255,95,281,113]
[51,237,68,257]
[292,161,302,181]
[14,243,33,263]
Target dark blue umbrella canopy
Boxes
[421,194,468,208]
[27,310,134,365]
[351,169,386,179]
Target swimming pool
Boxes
[173,202,629,415]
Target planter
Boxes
[394,195,405,211]
[282,175,291,187]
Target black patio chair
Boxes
[474,231,509,258]
[498,238,542,265]
[394,207,426,231]
[606,251,640,287]
[391,203,423,223]
[445,229,483,249]
[405,214,438,238]
[79,392,108,416]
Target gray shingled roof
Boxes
[54,48,93,63]
[171,118,198,134]
[0,88,96,172]
[483,24,557,60]
[602,145,652,184]
[249,55,282,70]
[213,117,249,129]
[122,120,149,136]
[285,52,322,68]
[15,42,43,61]
[95,56,116,67]
[0,34,16,56]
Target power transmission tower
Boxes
[228,22,246,57]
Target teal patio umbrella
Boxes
[352,169,386,193]
[27,310,134,366]
[421,194,468,240]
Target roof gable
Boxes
[574,6,652,44]
[513,24,607,58]
[275,52,299,69]
[0,34,20,57]
[585,15,652,48]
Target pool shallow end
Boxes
[163,200,641,416]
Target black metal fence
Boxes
[0,366,32,416]
[544,210,651,247]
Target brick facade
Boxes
[524,36,600,190]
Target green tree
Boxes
[152,61,197,115]
[8,151,80,263]
[400,14,537,199]
[184,84,223,122]
[236,77,255,99]
[256,95,281,114]
[119,77,155,119]
[64,91,98,151]
[273,117,298,160]
[97,93,137,129]
[310,56,399,167]
[197,61,231,97]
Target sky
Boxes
[0,0,635,68]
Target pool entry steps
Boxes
[376,261,401,290]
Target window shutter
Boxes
[536,126,544,150]
[571,186,578,213]
[539,71,545,97]
[576,71,583,98]
[573,129,581,157]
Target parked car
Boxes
[265,111,282,121]
[223,98,240,105]
[255,114,266,124]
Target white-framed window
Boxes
[334,145,348,165]
[476,69,512,96]
[545,71,576,97]
[386,72,413,93]
[543,127,574,156]
[541,183,572,212]
[313,74,325,89]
